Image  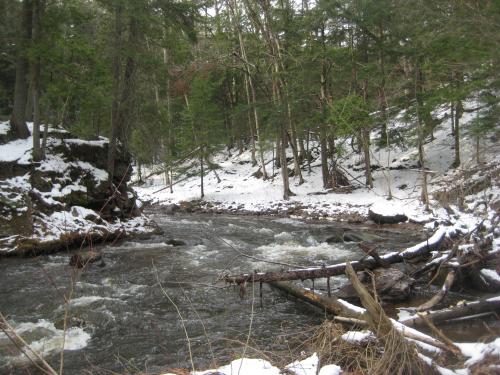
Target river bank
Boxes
[0,121,160,256]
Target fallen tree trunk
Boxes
[345,262,442,374]
[225,227,450,284]
[401,296,500,327]
[270,281,365,319]
[270,280,453,354]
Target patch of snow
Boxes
[0,121,10,135]
[192,358,281,375]
[401,226,449,256]
[318,364,342,375]
[0,137,32,162]
[285,353,319,375]
[480,268,500,283]
[370,201,406,217]
[457,338,500,366]
[65,138,106,147]
[337,299,366,314]
[341,330,375,344]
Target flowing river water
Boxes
[0,212,492,374]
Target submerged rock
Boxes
[69,250,103,268]
[165,238,187,246]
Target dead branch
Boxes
[416,270,456,312]
[417,313,462,356]
[0,313,58,375]
[358,243,390,268]
[345,262,433,374]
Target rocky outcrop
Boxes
[0,123,154,256]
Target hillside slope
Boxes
[135,101,499,235]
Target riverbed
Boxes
[0,212,483,374]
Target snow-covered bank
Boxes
[0,122,158,256]
[159,337,500,375]
[135,100,499,230]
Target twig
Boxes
[417,313,462,356]
[239,274,256,375]
[176,280,217,368]
[0,313,58,375]
[152,262,196,373]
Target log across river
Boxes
[0,213,497,374]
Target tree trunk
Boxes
[452,100,462,168]
[236,226,447,284]
[286,103,304,184]
[450,103,455,136]
[415,62,429,210]
[319,27,330,189]
[362,128,373,188]
[200,146,204,199]
[270,281,364,319]
[224,227,447,285]
[10,0,32,139]
[107,3,123,184]
[31,0,42,161]
[280,124,293,199]
[244,75,257,166]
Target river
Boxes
[0,212,485,374]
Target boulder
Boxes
[166,239,187,246]
[343,230,384,243]
[368,202,408,224]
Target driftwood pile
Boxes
[224,223,500,373]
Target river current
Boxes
[0,212,436,374]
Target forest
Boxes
[0,1,499,374]
[1,0,498,196]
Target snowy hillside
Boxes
[135,100,499,232]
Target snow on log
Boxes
[270,281,366,319]
[271,278,453,353]
[224,227,451,284]
[479,268,500,290]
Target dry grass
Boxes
[470,354,500,375]
[301,320,437,375]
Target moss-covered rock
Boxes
[30,170,54,192]
[0,191,33,237]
